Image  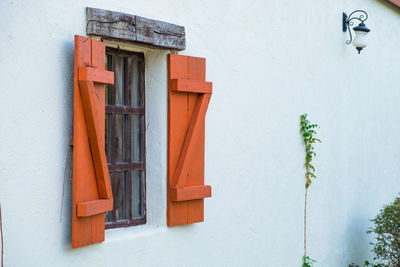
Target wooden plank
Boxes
[107,162,144,172]
[169,79,212,94]
[89,38,107,245]
[171,93,211,189]
[77,199,113,217]
[72,36,99,248]
[86,7,136,41]
[86,7,185,50]
[186,56,207,224]
[78,67,114,84]
[105,105,144,114]
[78,80,113,199]
[167,55,190,226]
[170,185,212,202]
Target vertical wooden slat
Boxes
[187,57,206,224]
[73,35,97,248]
[139,58,147,221]
[168,55,189,226]
[90,39,106,244]
[109,53,117,223]
[125,57,133,220]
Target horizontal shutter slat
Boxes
[170,185,212,202]
[169,79,212,93]
[77,199,114,217]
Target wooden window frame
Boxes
[105,47,146,229]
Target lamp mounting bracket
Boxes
[343,10,369,45]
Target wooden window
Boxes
[104,48,146,229]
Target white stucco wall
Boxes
[1,0,400,266]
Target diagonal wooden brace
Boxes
[171,93,211,190]
[77,67,114,216]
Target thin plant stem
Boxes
[1,203,4,267]
[300,114,320,266]
[304,186,308,260]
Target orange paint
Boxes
[78,80,113,199]
[78,67,114,84]
[77,199,113,217]
[167,54,212,226]
[170,185,212,202]
[169,79,212,93]
[72,35,114,248]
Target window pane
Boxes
[105,172,128,223]
[132,170,143,218]
[105,49,146,229]
[114,172,127,221]
[114,56,125,106]
[105,209,112,223]
[131,115,142,162]
[114,114,126,163]
[105,114,111,162]
[105,84,109,105]
[130,58,141,107]
[105,55,109,105]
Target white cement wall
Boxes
[1,0,400,266]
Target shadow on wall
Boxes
[60,39,74,249]
[343,213,371,266]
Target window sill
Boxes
[104,223,167,243]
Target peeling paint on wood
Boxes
[86,7,186,50]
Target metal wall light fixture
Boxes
[343,10,370,54]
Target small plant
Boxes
[364,260,382,267]
[303,256,316,267]
[367,196,400,267]
[300,114,321,266]
[348,261,382,267]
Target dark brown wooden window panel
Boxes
[105,48,146,229]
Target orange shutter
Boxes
[167,54,212,226]
[72,35,114,248]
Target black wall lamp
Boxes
[343,10,370,54]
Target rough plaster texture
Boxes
[1,0,400,266]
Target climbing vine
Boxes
[300,114,320,188]
[300,114,320,267]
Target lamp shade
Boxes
[352,22,370,53]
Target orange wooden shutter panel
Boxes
[72,35,114,248]
[167,54,212,226]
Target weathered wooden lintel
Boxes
[86,7,186,50]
